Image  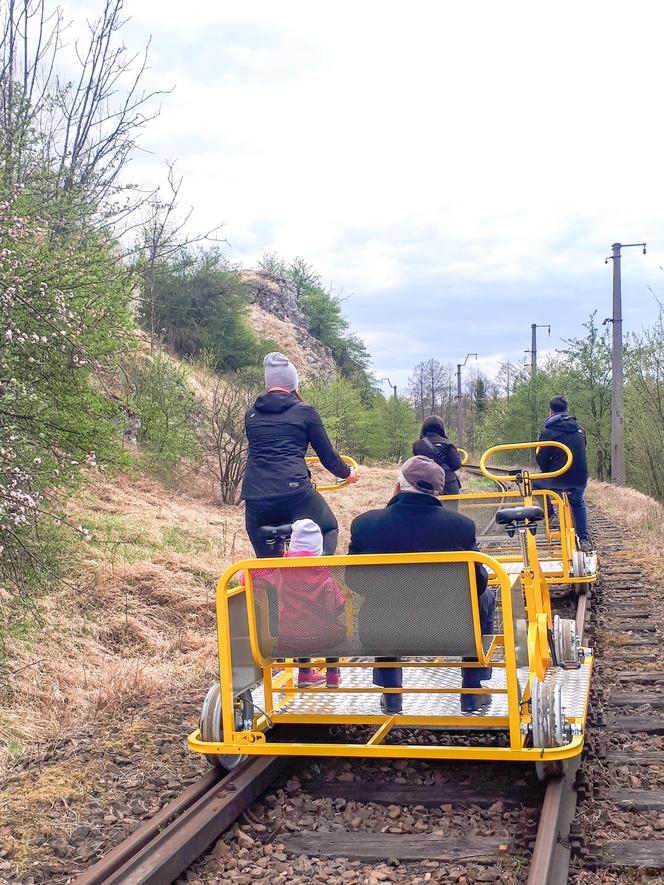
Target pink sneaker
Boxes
[326,671,341,688]
[298,670,326,688]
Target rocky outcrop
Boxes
[241,271,336,383]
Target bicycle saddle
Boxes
[257,523,293,540]
[495,506,545,525]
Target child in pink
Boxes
[274,519,344,688]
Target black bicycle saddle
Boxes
[257,523,293,540]
[495,506,545,525]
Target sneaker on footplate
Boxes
[578,538,593,553]
[326,671,341,688]
[461,694,492,714]
[380,694,403,715]
[298,670,326,688]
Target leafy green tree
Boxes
[129,351,200,470]
[136,249,268,371]
[302,377,373,461]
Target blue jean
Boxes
[461,589,496,689]
[373,589,496,691]
[532,480,588,541]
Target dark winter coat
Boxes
[535,413,588,487]
[412,432,462,494]
[347,493,488,649]
[241,392,350,500]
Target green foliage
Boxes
[129,351,200,470]
[303,377,373,461]
[137,249,270,371]
[472,314,612,476]
[625,304,664,499]
[302,379,419,464]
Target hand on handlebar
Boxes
[346,467,359,484]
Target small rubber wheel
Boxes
[199,683,254,771]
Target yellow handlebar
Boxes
[457,448,469,465]
[479,441,573,482]
[305,455,358,491]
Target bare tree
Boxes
[201,374,259,504]
[407,358,449,421]
[1,0,167,228]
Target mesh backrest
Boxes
[249,560,480,659]
[454,492,562,548]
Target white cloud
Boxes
[67,0,664,374]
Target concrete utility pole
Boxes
[381,377,397,400]
[525,323,550,443]
[605,242,646,485]
[455,353,477,448]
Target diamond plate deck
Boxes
[252,653,592,723]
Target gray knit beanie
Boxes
[290,519,324,555]
[264,352,299,391]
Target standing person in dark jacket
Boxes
[533,395,591,551]
[242,353,357,557]
[348,456,495,715]
[412,416,462,507]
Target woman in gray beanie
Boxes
[241,353,357,556]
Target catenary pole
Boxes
[605,242,646,486]
[455,353,477,449]
[526,324,551,445]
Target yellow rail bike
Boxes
[447,441,598,588]
[189,444,593,778]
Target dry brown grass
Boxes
[0,462,400,778]
[587,479,664,567]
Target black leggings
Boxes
[244,487,339,557]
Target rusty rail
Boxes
[73,756,288,885]
[528,584,592,885]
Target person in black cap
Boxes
[348,456,494,715]
[242,352,357,556]
[533,395,591,552]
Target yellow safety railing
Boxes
[306,455,358,491]
[479,441,573,483]
[457,447,469,465]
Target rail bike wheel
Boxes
[553,615,580,669]
[531,677,568,781]
[199,683,254,771]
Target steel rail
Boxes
[527,583,592,885]
[73,756,288,885]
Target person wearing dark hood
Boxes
[412,416,462,506]
[242,353,357,557]
[533,395,591,552]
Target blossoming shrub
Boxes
[0,193,133,649]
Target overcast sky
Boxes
[71,0,664,391]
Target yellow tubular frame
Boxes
[479,441,573,483]
[188,550,592,763]
[305,455,358,491]
[457,447,469,465]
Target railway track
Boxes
[73,482,593,885]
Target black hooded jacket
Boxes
[535,413,588,487]
[241,392,350,500]
[412,432,462,494]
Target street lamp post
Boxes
[380,377,397,400]
[604,242,646,486]
[455,353,477,449]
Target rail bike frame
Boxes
[188,547,592,764]
[445,441,597,588]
